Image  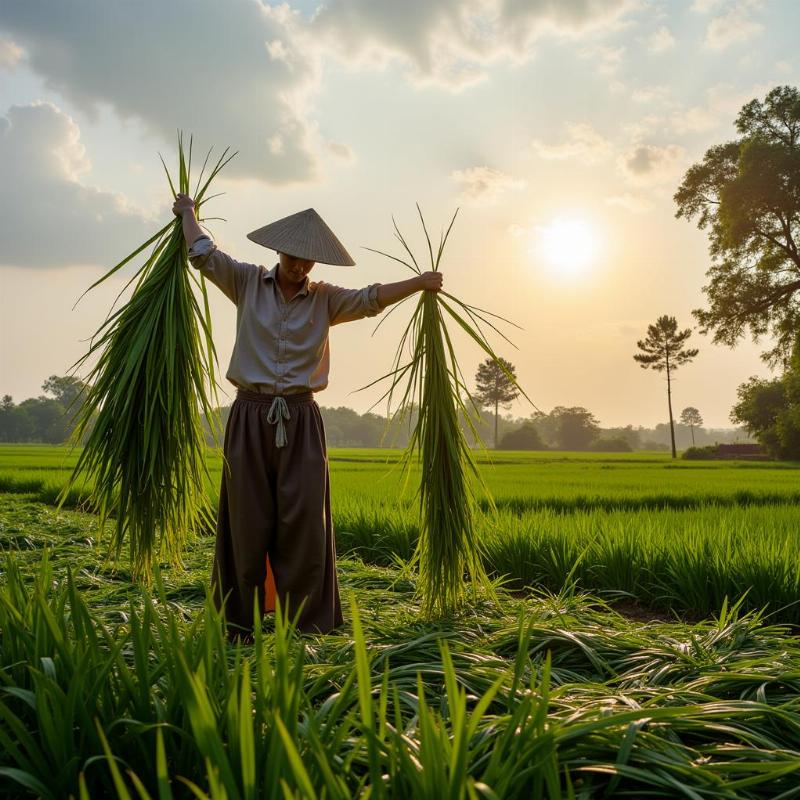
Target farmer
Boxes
[172,193,442,641]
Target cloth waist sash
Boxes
[235,389,315,448]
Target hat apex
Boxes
[246,208,355,266]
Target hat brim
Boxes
[246,208,356,266]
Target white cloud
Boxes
[669,81,772,134]
[0,0,648,195]
[647,26,675,53]
[691,0,725,12]
[704,0,764,50]
[620,114,664,139]
[0,0,323,185]
[306,0,640,89]
[604,193,652,213]
[450,166,525,205]
[617,142,686,185]
[326,140,355,162]
[0,102,153,268]
[630,84,672,103]
[265,38,290,63]
[0,36,22,69]
[577,43,626,75]
[670,105,720,134]
[530,122,614,165]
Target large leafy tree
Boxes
[41,375,89,412]
[550,406,601,451]
[17,397,70,444]
[473,357,520,448]
[634,316,699,458]
[674,85,800,368]
[42,374,92,443]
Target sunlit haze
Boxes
[531,216,603,280]
[1,1,799,429]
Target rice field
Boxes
[3,445,800,510]
[1,444,799,797]
[1,445,798,622]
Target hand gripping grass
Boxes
[57,132,236,584]
[362,205,531,618]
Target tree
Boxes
[42,375,89,412]
[602,425,642,449]
[731,335,800,459]
[674,85,800,369]
[473,357,520,448]
[634,316,699,458]
[41,374,92,443]
[549,406,601,450]
[588,436,632,452]
[527,410,557,448]
[0,396,33,442]
[680,406,704,446]
[18,397,69,443]
[498,421,547,450]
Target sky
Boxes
[1,0,798,429]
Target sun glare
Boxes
[529,216,602,279]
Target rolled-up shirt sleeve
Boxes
[187,234,255,305]
[326,282,384,325]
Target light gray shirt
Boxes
[187,234,383,395]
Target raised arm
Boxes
[376,272,442,309]
[173,192,205,248]
[172,192,256,304]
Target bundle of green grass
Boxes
[365,206,530,618]
[59,133,236,584]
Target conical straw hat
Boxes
[246,208,355,266]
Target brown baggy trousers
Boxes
[211,389,344,636]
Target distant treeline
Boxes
[1,377,752,451]
[0,377,88,445]
[200,403,751,452]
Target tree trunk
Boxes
[494,398,499,448]
[666,354,676,458]
[690,424,695,446]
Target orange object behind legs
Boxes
[264,553,277,612]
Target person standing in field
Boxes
[172,193,442,642]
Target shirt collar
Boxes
[263,262,310,297]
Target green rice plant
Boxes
[5,444,800,520]
[56,132,236,584]
[4,549,800,799]
[3,531,800,799]
[362,205,531,618]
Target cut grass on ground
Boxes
[1,494,799,799]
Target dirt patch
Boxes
[608,599,703,625]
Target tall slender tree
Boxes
[680,406,703,446]
[634,316,699,458]
[473,357,520,448]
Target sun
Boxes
[529,215,602,279]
